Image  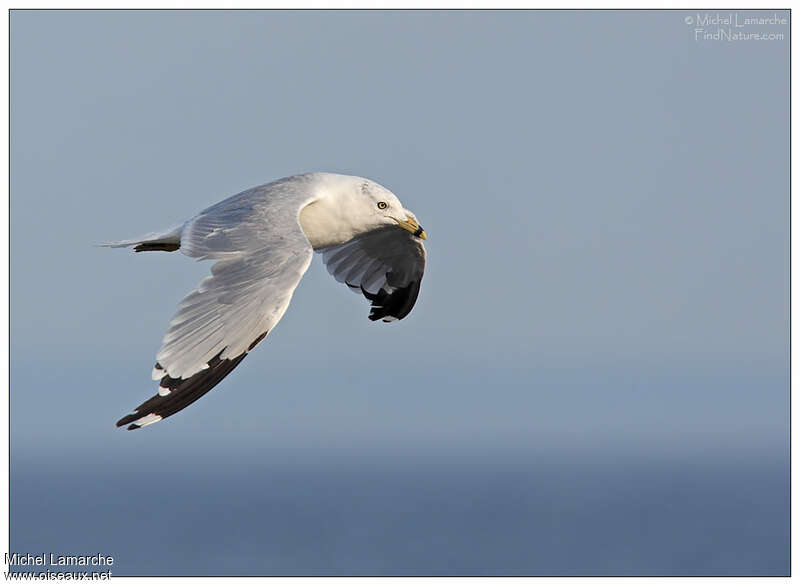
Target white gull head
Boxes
[298,173,426,249]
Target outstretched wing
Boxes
[320,227,426,322]
[117,181,317,430]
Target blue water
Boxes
[10,422,788,576]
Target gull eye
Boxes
[377,201,388,210]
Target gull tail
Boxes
[99,224,183,252]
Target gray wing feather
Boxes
[320,227,426,322]
[156,181,317,379]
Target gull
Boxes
[105,172,427,430]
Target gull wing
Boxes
[320,227,426,322]
[117,181,316,429]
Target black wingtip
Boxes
[116,413,139,427]
[361,280,421,322]
[115,348,251,430]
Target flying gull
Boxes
[105,172,427,430]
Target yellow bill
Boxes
[393,216,427,240]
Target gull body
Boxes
[105,172,427,429]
